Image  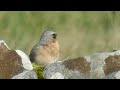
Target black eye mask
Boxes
[52,33,57,39]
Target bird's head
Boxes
[39,30,58,45]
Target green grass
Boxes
[0,11,120,60]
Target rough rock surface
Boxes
[0,40,37,79]
[12,70,37,79]
[15,50,33,71]
[43,51,120,79]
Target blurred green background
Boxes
[0,11,120,60]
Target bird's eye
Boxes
[52,33,57,38]
[52,33,56,36]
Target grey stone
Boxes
[15,50,33,70]
[0,40,37,79]
[50,72,64,79]
[43,62,65,79]
[43,50,120,79]
[12,70,37,79]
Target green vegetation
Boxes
[33,63,44,79]
[0,11,120,60]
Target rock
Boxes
[43,62,65,79]
[43,51,120,79]
[115,71,120,79]
[50,72,64,79]
[15,50,37,79]
[12,70,37,79]
[0,40,37,79]
[15,50,33,70]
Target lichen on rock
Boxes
[0,40,37,79]
[43,50,120,79]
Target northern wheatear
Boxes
[29,30,59,66]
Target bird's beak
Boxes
[52,33,57,39]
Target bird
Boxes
[29,30,59,66]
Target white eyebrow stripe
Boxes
[50,32,56,34]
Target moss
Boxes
[32,63,44,79]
